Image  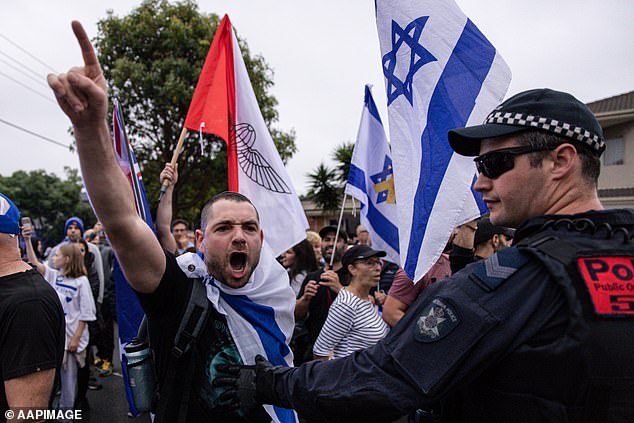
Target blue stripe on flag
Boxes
[404,19,496,276]
[347,164,367,193]
[348,164,399,252]
[216,291,295,422]
[364,85,383,124]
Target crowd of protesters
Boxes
[4,175,509,421]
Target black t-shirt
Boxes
[136,252,270,422]
[0,268,64,414]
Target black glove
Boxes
[214,354,290,411]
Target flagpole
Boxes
[159,126,188,200]
[330,190,348,268]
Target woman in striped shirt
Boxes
[313,245,390,360]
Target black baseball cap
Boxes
[319,225,348,243]
[448,88,605,157]
[474,218,515,246]
[341,245,386,267]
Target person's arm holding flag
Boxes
[155,163,178,254]
[47,21,164,294]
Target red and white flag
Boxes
[185,15,308,256]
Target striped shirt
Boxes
[313,288,389,359]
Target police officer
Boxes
[218,89,634,422]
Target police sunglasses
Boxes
[474,145,556,179]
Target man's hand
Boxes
[319,270,343,293]
[47,21,108,131]
[299,280,318,302]
[159,163,179,188]
[214,355,289,411]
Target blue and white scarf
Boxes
[176,242,297,423]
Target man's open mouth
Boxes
[229,252,248,272]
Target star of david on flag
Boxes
[370,156,396,204]
[382,17,437,106]
[345,85,400,264]
[376,0,511,282]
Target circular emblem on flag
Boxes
[188,264,196,272]
[414,297,460,343]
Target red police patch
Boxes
[577,256,634,316]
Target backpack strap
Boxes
[154,278,210,423]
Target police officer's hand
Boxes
[319,270,343,293]
[214,355,288,410]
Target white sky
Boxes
[1,0,633,196]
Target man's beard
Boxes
[205,252,260,289]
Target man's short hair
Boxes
[200,192,259,231]
[514,130,601,186]
[171,218,190,231]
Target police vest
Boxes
[515,218,634,422]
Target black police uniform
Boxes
[264,209,634,423]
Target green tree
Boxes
[94,0,296,224]
[0,169,95,245]
[305,163,341,212]
[331,141,354,184]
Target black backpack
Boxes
[135,278,210,423]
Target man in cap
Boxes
[450,216,514,273]
[219,89,634,421]
[0,193,64,416]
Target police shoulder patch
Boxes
[470,247,529,292]
[414,297,460,343]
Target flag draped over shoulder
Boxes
[375,0,511,282]
[345,85,400,264]
[176,245,297,423]
[112,99,152,416]
[185,15,308,256]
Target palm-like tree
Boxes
[306,163,342,212]
[331,142,355,184]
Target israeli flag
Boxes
[345,85,400,264]
[376,0,511,281]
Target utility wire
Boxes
[0,49,47,81]
[0,70,55,103]
[0,33,58,73]
[0,56,49,89]
[0,117,71,149]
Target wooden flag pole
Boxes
[159,126,188,201]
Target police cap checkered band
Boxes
[448,88,605,157]
[484,111,604,153]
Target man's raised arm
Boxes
[47,21,164,293]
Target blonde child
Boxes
[23,226,96,409]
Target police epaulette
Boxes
[469,247,530,292]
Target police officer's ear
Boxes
[549,143,578,181]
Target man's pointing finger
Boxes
[71,20,99,68]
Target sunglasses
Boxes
[474,145,555,179]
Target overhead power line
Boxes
[0,56,49,89]
[0,33,57,73]
[0,49,46,81]
[0,117,71,149]
[0,70,55,103]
